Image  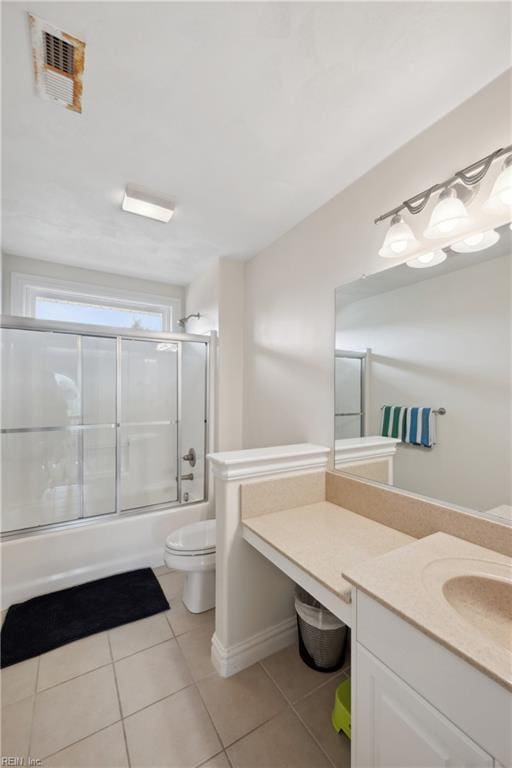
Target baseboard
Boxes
[211,615,296,677]
[1,547,165,609]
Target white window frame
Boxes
[10,272,182,332]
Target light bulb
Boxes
[378,214,419,258]
[406,250,447,269]
[463,233,485,247]
[424,187,470,239]
[485,155,512,210]
[451,229,500,253]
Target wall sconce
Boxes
[485,155,512,210]
[423,187,470,239]
[375,144,512,266]
[378,214,418,258]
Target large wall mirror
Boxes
[333,221,511,522]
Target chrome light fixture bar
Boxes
[374,144,512,225]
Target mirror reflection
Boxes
[334,222,511,521]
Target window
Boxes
[34,296,166,331]
[11,273,182,332]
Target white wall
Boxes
[185,257,245,452]
[243,71,512,451]
[217,259,245,451]
[1,253,185,316]
[336,255,511,511]
[184,257,220,336]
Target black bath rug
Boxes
[0,568,170,667]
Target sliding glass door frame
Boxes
[0,315,213,540]
[334,348,368,438]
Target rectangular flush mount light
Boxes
[122,184,175,222]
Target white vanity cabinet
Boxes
[355,645,493,767]
[352,591,511,768]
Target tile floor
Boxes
[1,568,350,768]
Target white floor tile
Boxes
[31,666,120,759]
[38,634,111,691]
[115,639,192,716]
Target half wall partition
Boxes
[0,316,212,536]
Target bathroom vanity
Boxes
[242,498,413,625]
[209,444,512,768]
[242,499,511,766]
[243,502,512,768]
[345,534,511,768]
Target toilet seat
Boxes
[165,519,216,556]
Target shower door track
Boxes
[0,315,210,343]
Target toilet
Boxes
[164,519,216,613]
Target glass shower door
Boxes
[0,329,117,532]
[180,341,208,503]
[119,339,178,510]
[1,322,210,535]
[335,351,366,439]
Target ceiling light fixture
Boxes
[485,155,512,210]
[122,185,175,222]
[406,250,447,269]
[378,214,419,258]
[424,187,470,239]
[450,229,500,253]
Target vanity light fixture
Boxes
[375,143,512,258]
[406,250,447,269]
[378,214,419,258]
[122,185,175,223]
[450,229,500,253]
[423,187,470,239]
[485,154,512,210]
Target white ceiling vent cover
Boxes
[29,15,85,113]
[44,68,74,105]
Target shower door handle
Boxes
[182,448,197,467]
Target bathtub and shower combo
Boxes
[0,316,217,612]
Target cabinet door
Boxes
[354,644,493,768]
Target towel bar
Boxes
[379,406,446,415]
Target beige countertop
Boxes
[343,531,512,691]
[242,501,415,603]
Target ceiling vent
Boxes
[29,14,85,113]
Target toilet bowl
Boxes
[164,519,216,613]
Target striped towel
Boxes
[381,405,436,447]
[405,407,435,448]
[380,405,407,440]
